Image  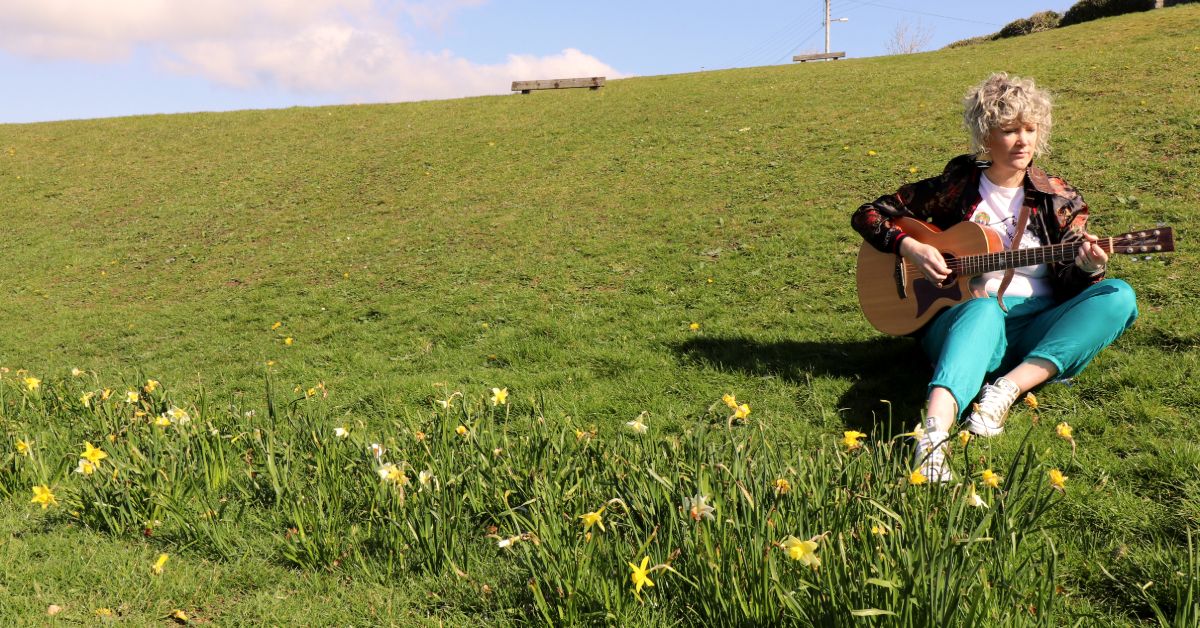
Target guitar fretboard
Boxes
[950,238,1109,276]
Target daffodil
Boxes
[152,553,169,575]
[16,439,31,457]
[284,337,294,346]
[1048,468,1068,492]
[682,494,715,522]
[579,506,605,532]
[378,462,409,486]
[455,425,469,437]
[1056,422,1073,441]
[81,442,108,467]
[734,403,751,420]
[626,416,648,434]
[781,536,821,568]
[965,483,988,508]
[81,391,95,408]
[981,468,1002,489]
[867,150,878,156]
[144,379,160,393]
[909,468,928,486]
[75,459,97,476]
[271,321,282,330]
[166,407,191,424]
[125,390,139,404]
[497,535,521,549]
[870,524,888,536]
[842,430,867,450]
[332,426,349,439]
[628,556,655,597]
[31,485,57,509]
[958,430,973,447]
[94,608,114,617]
[418,469,435,488]
[721,393,738,410]
[689,322,701,331]
[170,609,188,622]
[490,387,508,406]
[1024,392,1039,410]
[774,477,791,495]
[71,367,84,377]
[23,376,40,391]
[369,443,384,460]
[154,415,172,427]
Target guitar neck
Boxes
[957,238,1110,276]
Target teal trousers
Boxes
[919,279,1138,418]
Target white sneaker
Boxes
[964,377,1021,437]
[913,423,952,483]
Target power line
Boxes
[729,3,825,68]
[846,0,1001,26]
[777,23,830,64]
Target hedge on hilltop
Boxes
[1059,0,1156,27]
[946,0,1199,49]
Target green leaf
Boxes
[851,608,897,616]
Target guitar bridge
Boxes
[894,256,907,299]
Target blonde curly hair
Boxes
[962,72,1053,157]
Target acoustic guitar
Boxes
[856,216,1174,336]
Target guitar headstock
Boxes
[1111,227,1174,255]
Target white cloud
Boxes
[0,0,623,102]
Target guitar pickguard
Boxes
[912,278,962,319]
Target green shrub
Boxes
[1060,0,1156,27]
[997,11,1063,38]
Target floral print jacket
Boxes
[850,154,1104,301]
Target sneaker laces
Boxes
[974,378,1020,425]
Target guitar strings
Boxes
[898,236,1122,276]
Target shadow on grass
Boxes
[673,336,930,435]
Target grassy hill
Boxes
[0,5,1197,624]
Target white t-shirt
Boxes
[969,175,1053,298]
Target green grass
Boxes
[1,5,1198,624]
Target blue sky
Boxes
[0,0,1075,124]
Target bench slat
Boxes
[512,77,606,92]
[792,52,846,62]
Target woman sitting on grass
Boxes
[850,72,1138,482]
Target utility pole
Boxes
[824,0,849,58]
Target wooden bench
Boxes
[512,76,605,94]
[792,52,846,62]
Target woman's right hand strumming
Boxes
[899,237,951,285]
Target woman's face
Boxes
[984,119,1038,174]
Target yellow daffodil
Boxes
[334,426,349,438]
[958,430,972,447]
[689,322,701,331]
[871,524,888,536]
[284,337,293,346]
[909,166,918,174]
[144,379,160,393]
[378,463,409,485]
[721,393,738,410]
[23,376,40,391]
[1056,422,1073,441]
[867,150,878,156]
[16,439,31,457]
[1024,392,1039,410]
[734,403,751,420]
[71,367,84,377]
[455,425,469,437]
[982,468,1002,489]
[781,535,821,568]
[490,387,508,406]
[774,478,791,495]
[418,469,435,487]
[75,459,97,476]
[626,416,648,434]
[966,483,988,508]
[170,609,188,622]
[125,390,139,404]
[579,506,605,532]
[1048,468,1068,492]
[81,442,108,467]
[31,485,57,509]
[95,608,114,617]
[271,321,282,330]
[842,430,867,450]
[154,415,172,427]
[152,553,169,575]
[166,407,191,423]
[628,556,655,597]
[81,391,95,408]
[101,388,112,400]
[909,468,928,486]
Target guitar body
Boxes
[856,217,1002,336]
